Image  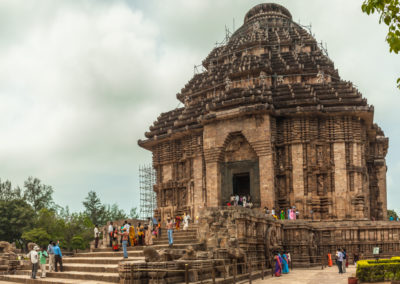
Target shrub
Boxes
[357,259,400,282]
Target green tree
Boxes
[23,177,54,213]
[0,199,35,243]
[362,0,400,88]
[22,228,51,248]
[82,191,107,226]
[130,207,140,219]
[388,209,399,220]
[71,236,86,253]
[0,179,21,201]
[105,203,128,221]
[62,213,93,251]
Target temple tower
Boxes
[139,3,388,221]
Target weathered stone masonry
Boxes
[138,3,388,222]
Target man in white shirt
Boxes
[26,246,39,279]
[94,225,100,248]
[108,222,114,247]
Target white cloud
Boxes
[0,0,399,214]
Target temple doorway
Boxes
[233,172,250,196]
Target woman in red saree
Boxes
[274,253,282,277]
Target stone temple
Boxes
[139,3,388,222]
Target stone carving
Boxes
[276,75,284,85]
[316,71,325,83]
[0,242,14,254]
[225,77,232,91]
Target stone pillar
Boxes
[205,162,221,207]
[334,142,348,219]
[353,143,363,218]
[259,154,275,209]
[377,164,388,220]
[193,155,204,216]
[291,143,304,214]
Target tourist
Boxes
[282,252,289,274]
[145,221,153,246]
[26,245,39,279]
[137,223,144,246]
[390,216,394,221]
[183,213,191,231]
[108,222,114,247]
[287,251,291,268]
[176,215,182,230]
[264,207,269,215]
[38,246,48,278]
[94,224,99,249]
[152,218,158,237]
[53,242,63,272]
[121,227,129,259]
[342,248,347,272]
[274,252,282,277]
[336,248,343,274]
[129,223,136,246]
[280,210,285,220]
[167,217,174,247]
[287,207,291,220]
[290,208,296,220]
[295,209,300,219]
[157,219,162,238]
[243,195,247,207]
[230,195,235,206]
[271,207,276,217]
[47,240,55,272]
[113,227,119,245]
[235,194,239,206]
[124,220,130,232]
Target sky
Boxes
[0,0,399,214]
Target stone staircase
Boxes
[0,227,199,283]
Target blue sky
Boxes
[0,0,399,213]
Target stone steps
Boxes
[74,251,143,257]
[0,229,200,283]
[63,256,144,264]
[0,273,114,283]
[22,263,119,273]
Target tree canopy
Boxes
[362,0,400,88]
[0,176,139,251]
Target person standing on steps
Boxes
[94,224,100,249]
[167,217,174,247]
[26,245,39,279]
[53,241,63,272]
[121,227,129,259]
[108,222,114,247]
[47,240,55,272]
[38,246,48,278]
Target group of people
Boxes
[273,252,291,277]
[26,241,63,279]
[227,194,253,208]
[335,248,352,274]
[103,213,192,258]
[264,207,299,220]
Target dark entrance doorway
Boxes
[232,172,250,196]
